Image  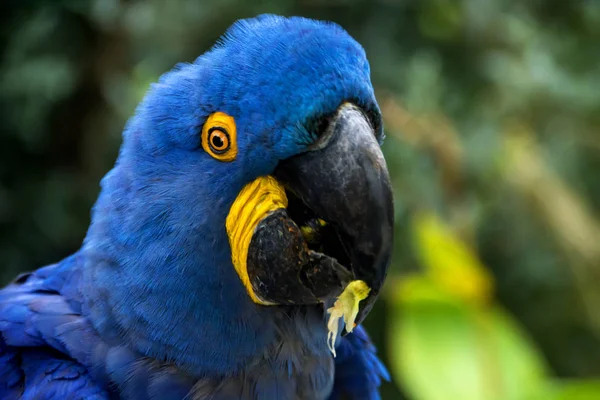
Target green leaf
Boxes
[389,289,548,400]
[543,380,600,400]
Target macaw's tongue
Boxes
[246,207,354,305]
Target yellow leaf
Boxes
[394,274,457,305]
[412,212,493,305]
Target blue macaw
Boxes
[0,14,394,400]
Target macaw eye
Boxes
[202,112,237,162]
[208,128,230,153]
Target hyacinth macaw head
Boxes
[84,14,393,372]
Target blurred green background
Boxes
[1,1,599,399]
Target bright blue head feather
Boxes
[81,14,379,375]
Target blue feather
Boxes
[330,326,390,400]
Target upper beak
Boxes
[274,103,394,327]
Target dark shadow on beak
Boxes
[274,103,394,329]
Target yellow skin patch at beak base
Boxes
[327,280,371,357]
[225,175,288,305]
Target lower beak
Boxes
[274,103,394,327]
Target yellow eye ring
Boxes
[202,112,237,162]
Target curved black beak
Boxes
[274,103,394,328]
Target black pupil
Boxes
[212,134,224,148]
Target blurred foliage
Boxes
[390,213,548,400]
[1,0,599,399]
